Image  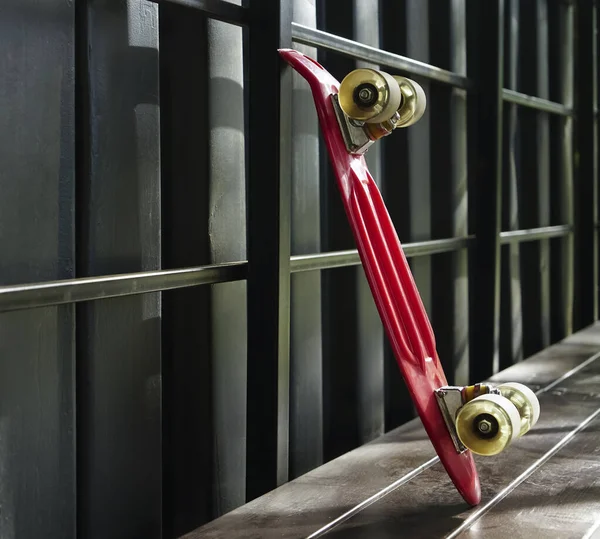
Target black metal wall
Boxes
[0,0,597,538]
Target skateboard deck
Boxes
[278,48,481,506]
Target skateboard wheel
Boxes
[455,394,521,456]
[338,68,402,124]
[498,382,540,436]
[392,76,427,128]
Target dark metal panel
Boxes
[245,0,293,500]
[352,0,385,445]
[77,1,162,537]
[288,0,324,479]
[573,0,599,330]
[0,2,75,537]
[159,6,213,535]
[289,265,323,475]
[207,7,249,515]
[499,0,523,368]
[467,0,504,381]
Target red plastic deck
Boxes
[278,48,481,507]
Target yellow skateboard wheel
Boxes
[455,394,521,456]
[338,68,402,124]
[393,76,427,127]
[498,382,540,436]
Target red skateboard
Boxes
[278,48,540,507]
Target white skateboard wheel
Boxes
[498,382,540,436]
[392,76,427,127]
[338,68,402,124]
[455,393,521,456]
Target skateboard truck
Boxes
[435,382,540,457]
[435,384,501,453]
[331,67,427,155]
[330,94,378,155]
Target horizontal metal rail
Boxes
[150,0,248,25]
[0,238,471,313]
[502,89,572,115]
[291,236,474,273]
[0,262,247,314]
[499,225,572,244]
[290,24,574,114]
[0,226,572,313]
[291,23,471,89]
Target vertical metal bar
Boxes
[573,0,599,329]
[78,2,162,537]
[549,0,575,341]
[429,0,471,386]
[429,0,453,384]
[517,0,549,357]
[352,0,385,444]
[449,0,470,385]
[0,2,76,538]
[246,0,293,501]
[500,0,524,367]
[536,0,552,349]
[406,0,432,318]
[597,0,600,317]
[561,2,575,337]
[288,0,324,478]
[594,2,600,318]
[467,0,504,382]
[207,5,249,515]
[317,2,361,462]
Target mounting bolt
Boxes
[358,87,374,102]
[477,418,493,434]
